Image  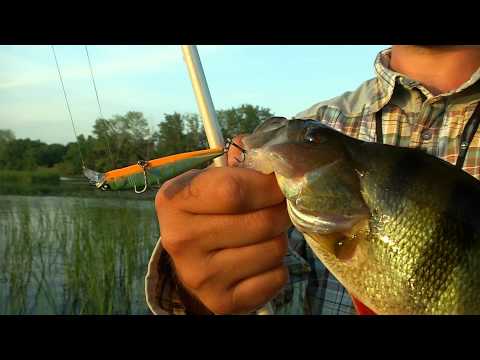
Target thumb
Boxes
[227,134,248,167]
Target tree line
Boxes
[0,104,274,175]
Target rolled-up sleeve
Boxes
[145,237,186,315]
[145,230,314,315]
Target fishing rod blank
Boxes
[181,45,226,167]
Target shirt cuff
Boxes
[145,236,186,315]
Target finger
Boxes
[157,166,285,214]
[159,202,292,252]
[230,265,289,314]
[209,233,288,285]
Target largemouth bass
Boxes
[242,117,480,315]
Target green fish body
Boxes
[243,117,480,315]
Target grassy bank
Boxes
[0,169,60,184]
[0,169,156,200]
[0,169,61,196]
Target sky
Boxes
[0,45,388,144]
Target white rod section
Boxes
[181,45,226,167]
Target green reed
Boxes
[0,197,159,314]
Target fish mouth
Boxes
[287,200,368,235]
[288,200,371,264]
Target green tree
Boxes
[0,129,15,168]
[38,143,67,168]
[2,138,22,170]
[217,104,274,139]
[183,114,207,152]
[92,111,152,171]
[1,138,46,171]
[0,132,70,172]
[0,129,15,144]
[59,135,97,175]
[154,113,187,156]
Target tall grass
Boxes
[0,197,159,314]
[0,204,34,314]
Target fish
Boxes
[241,117,480,315]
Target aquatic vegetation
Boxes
[0,196,159,315]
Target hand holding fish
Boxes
[155,136,292,314]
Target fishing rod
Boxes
[181,46,226,167]
[181,45,274,315]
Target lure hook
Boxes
[134,160,149,194]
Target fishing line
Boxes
[51,45,86,169]
[146,119,156,160]
[84,45,116,169]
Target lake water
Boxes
[0,194,161,315]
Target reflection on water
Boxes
[0,195,160,315]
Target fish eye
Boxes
[304,133,315,143]
[304,127,327,144]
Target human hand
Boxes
[155,135,291,314]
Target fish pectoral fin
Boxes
[334,218,370,261]
[351,295,377,315]
[303,217,370,262]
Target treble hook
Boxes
[134,160,149,194]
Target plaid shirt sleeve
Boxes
[145,237,185,315]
